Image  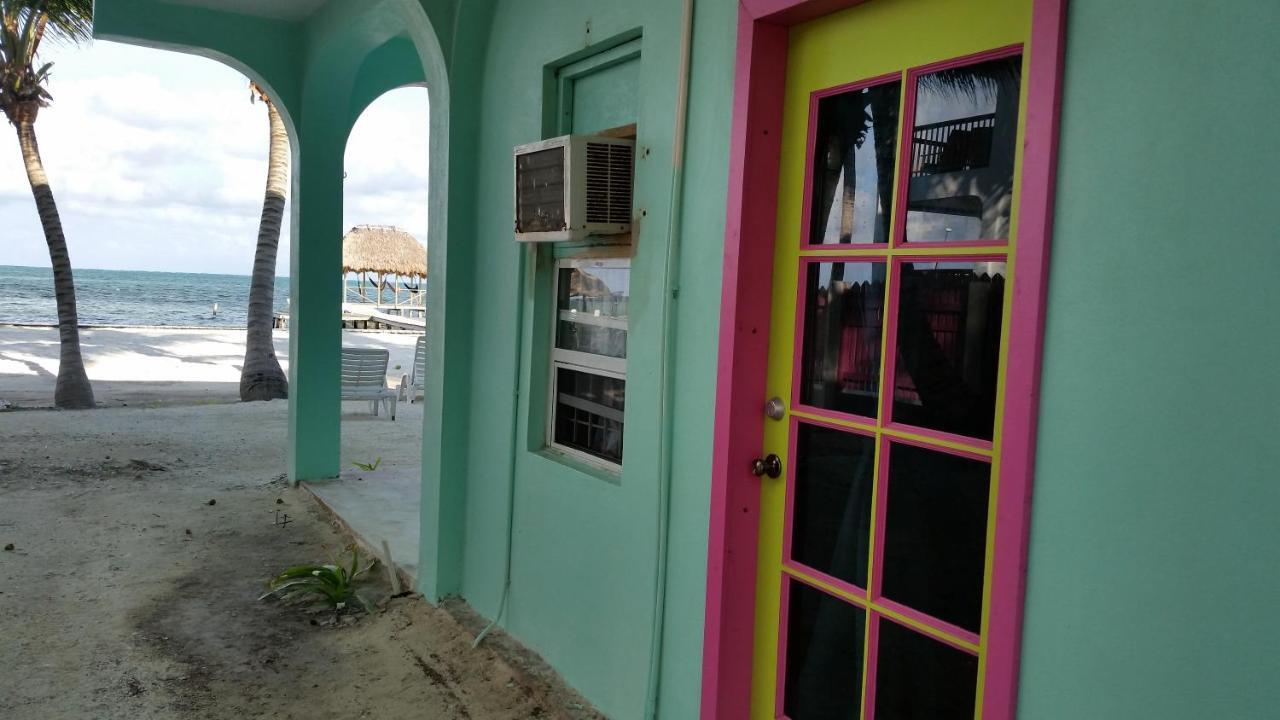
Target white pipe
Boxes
[644,0,695,715]
[473,237,528,650]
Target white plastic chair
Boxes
[340,347,397,420]
[399,335,426,404]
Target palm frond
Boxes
[10,1,93,46]
[917,57,1021,103]
[0,0,92,117]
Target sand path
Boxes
[0,389,602,718]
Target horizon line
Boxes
[1,263,293,279]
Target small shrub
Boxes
[260,544,376,613]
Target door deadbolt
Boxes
[750,454,782,479]
[764,396,785,421]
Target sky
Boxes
[0,40,428,277]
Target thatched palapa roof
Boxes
[569,269,612,298]
[342,225,427,278]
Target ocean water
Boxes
[0,265,291,327]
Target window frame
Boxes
[545,254,631,470]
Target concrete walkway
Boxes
[303,463,421,586]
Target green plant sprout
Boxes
[259,544,376,613]
[351,457,382,471]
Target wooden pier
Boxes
[273,303,425,331]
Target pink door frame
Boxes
[699,1,1069,718]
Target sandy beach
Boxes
[0,326,603,719]
[0,326,420,408]
[0,403,601,719]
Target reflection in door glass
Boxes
[791,422,875,588]
[783,578,866,720]
[799,262,886,418]
[881,442,990,633]
[892,261,1005,440]
[809,81,900,245]
[874,618,978,719]
[905,55,1022,242]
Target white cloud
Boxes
[1,41,429,277]
[343,87,430,246]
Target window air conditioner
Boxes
[513,134,635,242]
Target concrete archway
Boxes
[92,0,454,588]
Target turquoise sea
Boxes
[0,265,291,327]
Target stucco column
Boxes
[417,72,468,603]
[287,121,345,481]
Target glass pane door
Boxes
[751,3,1032,718]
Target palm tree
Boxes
[1,0,94,409]
[239,81,288,401]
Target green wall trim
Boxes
[551,34,643,134]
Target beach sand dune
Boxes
[0,326,420,408]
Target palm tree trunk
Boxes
[14,116,95,409]
[239,97,289,401]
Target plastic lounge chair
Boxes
[399,335,426,403]
[341,347,397,420]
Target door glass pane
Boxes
[809,81,901,245]
[905,55,1022,242]
[556,264,629,359]
[874,618,978,719]
[881,442,990,633]
[783,579,867,720]
[553,368,624,463]
[791,423,875,587]
[799,262,886,418]
[892,261,1005,440]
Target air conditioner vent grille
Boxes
[584,142,634,226]
[515,147,568,233]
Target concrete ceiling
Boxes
[161,0,327,22]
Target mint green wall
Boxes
[455,2,734,717]
[95,3,730,716]
[571,59,641,132]
[1020,1,1280,717]
[653,1,736,714]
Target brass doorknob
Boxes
[750,454,782,479]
